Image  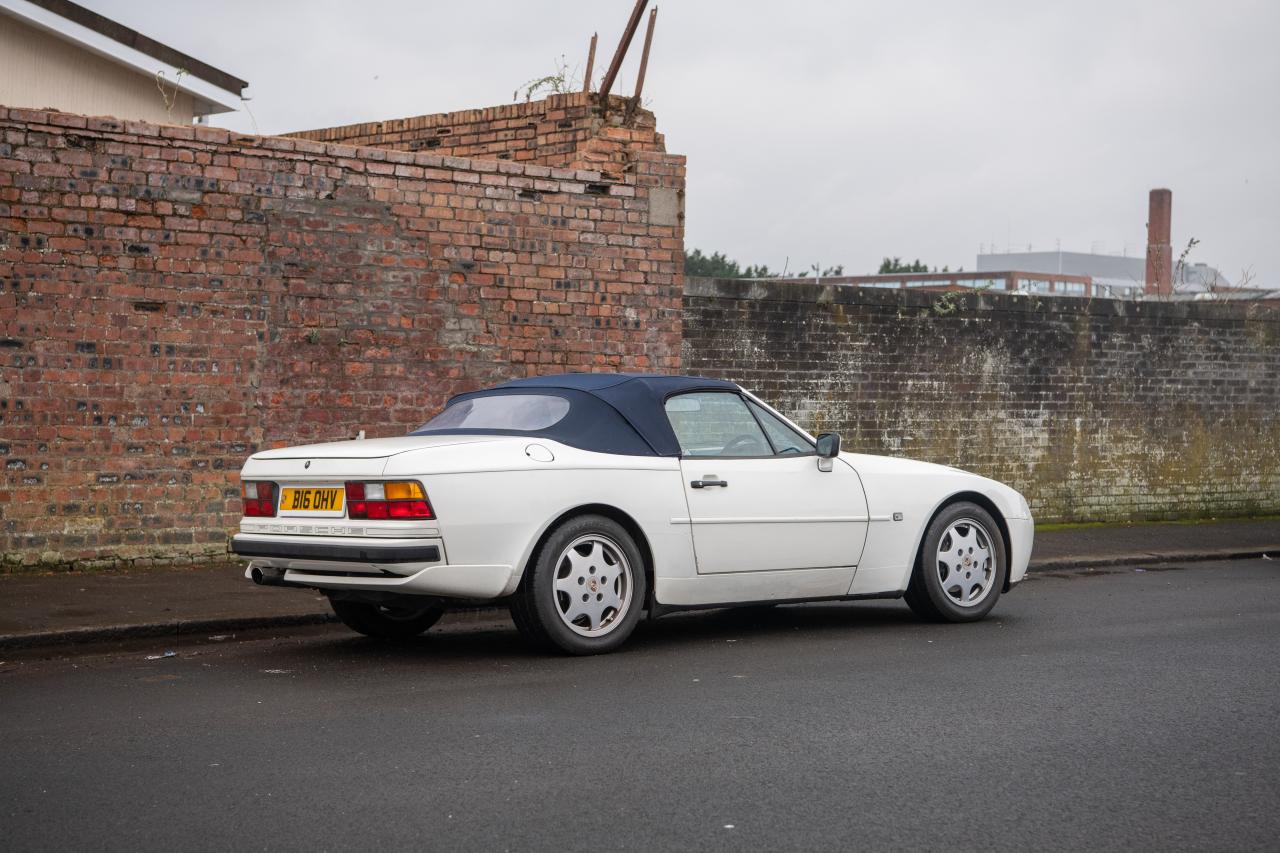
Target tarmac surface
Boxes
[2,517,1278,649]
[2,557,1277,851]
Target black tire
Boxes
[510,514,648,655]
[329,597,446,639]
[904,501,1007,623]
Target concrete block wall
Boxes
[683,278,1280,523]
[0,102,685,570]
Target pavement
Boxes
[1027,517,1280,568]
[1,558,1277,851]
[1,518,1277,651]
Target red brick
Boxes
[0,96,685,569]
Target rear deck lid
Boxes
[251,435,499,461]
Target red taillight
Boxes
[345,481,367,518]
[242,481,277,517]
[390,501,432,518]
[344,481,433,520]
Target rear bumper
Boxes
[232,533,517,599]
[243,562,515,599]
[231,535,441,564]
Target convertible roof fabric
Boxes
[419,373,739,456]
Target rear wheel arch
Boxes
[519,504,655,608]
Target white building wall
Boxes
[0,14,193,124]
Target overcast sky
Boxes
[87,0,1280,286]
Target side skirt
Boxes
[647,590,905,620]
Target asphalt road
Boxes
[2,559,1278,852]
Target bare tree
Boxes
[1172,239,1268,300]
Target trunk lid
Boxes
[250,434,499,461]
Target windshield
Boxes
[416,394,571,432]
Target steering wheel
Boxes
[722,433,767,456]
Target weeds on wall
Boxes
[930,291,961,316]
[154,68,189,120]
[1155,236,1261,300]
[514,55,581,102]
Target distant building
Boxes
[756,270,1096,297]
[0,0,245,125]
[978,189,1236,299]
[760,189,1260,300]
[756,188,1274,300]
[975,250,1233,299]
[977,251,1146,299]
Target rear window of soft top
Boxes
[415,394,570,432]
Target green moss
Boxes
[1036,514,1280,533]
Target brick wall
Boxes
[287,93,666,181]
[6,96,1276,571]
[683,278,1280,523]
[0,101,685,570]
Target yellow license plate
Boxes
[280,487,345,513]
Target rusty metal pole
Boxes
[629,7,658,114]
[582,32,597,93]
[597,0,650,111]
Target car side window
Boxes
[665,392,772,457]
[747,401,814,455]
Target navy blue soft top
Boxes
[412,373,740,456]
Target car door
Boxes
[666,391,869,574]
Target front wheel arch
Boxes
[518,503,655,611]
[914,491,1014,593]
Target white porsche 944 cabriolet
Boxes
[232,373,1033,654]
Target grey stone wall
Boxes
[682,277,1280,523]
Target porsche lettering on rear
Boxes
[231,373,1034,655]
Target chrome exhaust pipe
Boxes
[250,564,286,586]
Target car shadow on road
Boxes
[294,599,948,665]
[634,600,926,648]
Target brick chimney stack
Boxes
[1145,188,1173,296]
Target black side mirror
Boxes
[815,433,840,472]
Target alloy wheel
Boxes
[552,534,633,637]
[935,518,996,607]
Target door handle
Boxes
[691,479,728,489]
